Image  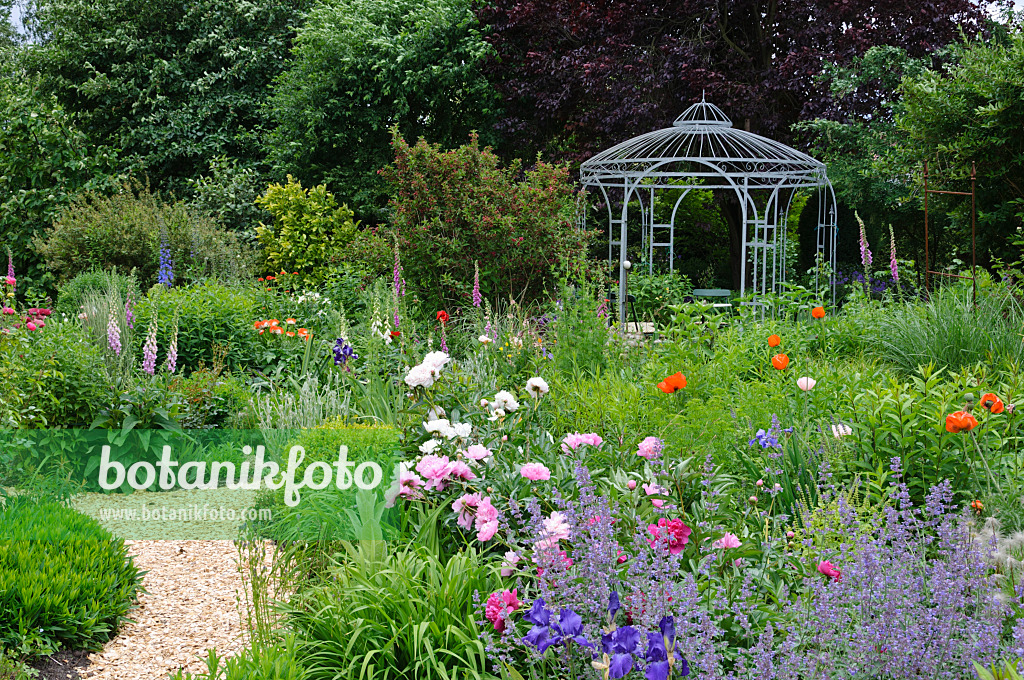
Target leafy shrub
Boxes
[187,156,269,236]
[628,270,694,325]
[136,282,263,375]
[382,131,590,308]
[54,267,141,317]
[0,496,143,656]
[549,280,609,378]
[0,320,112,428]
[286,543,494,680]
[169,369,254,429]
[255,176,359,285]
[37,182,252,287]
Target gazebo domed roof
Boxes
[580,99,826,189]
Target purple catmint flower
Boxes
[107,305,121,356]
[158,237,174,287]
[165,317,178,374]
[142,316,158,374]
[889,224,898,282]
[473,261,482,307]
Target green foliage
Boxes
[549,281,609,379]
[23,0,311,194]
[628,270,694,326]
[170,636,309,680]
[0,320,112,428]
[169,369,253,429]
[859,282,1024,373]
[188,156,270,236]
[265,0,498,222]
[54,267,141,317]
[135,282,263,375]
[0,78,120,295]
[37,183,252,288]
[384,132,589,307]
[257,421,401,541]
[255,177,359,284]
[0,496,143,656]
[286,542,495,680]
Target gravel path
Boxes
[79,541,254,680]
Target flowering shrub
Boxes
[381,132,591,307]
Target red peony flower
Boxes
[647,518,692,555]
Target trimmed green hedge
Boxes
[0,497,143,656]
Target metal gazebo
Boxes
[579,98,838,324]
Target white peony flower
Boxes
[419,439,441,454]
[451,422,472,439]
[487,408,506,422]
[422,351,450,370]
[492,390,520,412]
[479,335,493,344]
[424,418,453,436]
[427,406,446,421]
[404,364,434,388]
[525,377,549,397]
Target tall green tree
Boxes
[22,0,310,194]
[0,79,120,294]
[265,0,499,224]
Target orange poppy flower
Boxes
[270,326,283,335]
[980,393,1005,414]
[768,334,781,348]
[657,372,687,393]
[270,319,280,326]
[253,320,262,330]
[258,329,265,335]
[811,306,826,319]
[266,276,275,281]
[293,271,299,275]
[771,354,789,370]
[390,331,401,338]
[286,331,296,337]
[945,411,979,433]
[286,318,297,325]
[970,499,984,514]
[297,328,309,338]
[257,277,265,282]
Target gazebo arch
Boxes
[579,98,838,324]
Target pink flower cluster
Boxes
[9,307,51,331]
[416,454,476,491]
[452,493,499,541]
[636,436,663,459]
[561,432,603,454]
[647,518,692,555]
[484,589,521,632]
[520,462,551,481]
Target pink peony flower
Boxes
[1,307,13,315]
[534,511,571,550]
[712,532,742,549]
[465,444,492,461]
[452,493,481,530]
[520,462,551,481]
[25,322,36,331]
[636,436,664,459]
[500,550,520,577]
[647,518,692,555]
[818,560,841,581]
[560,432,603,454]
[448,460,476,481]
[4,276,14,286]
[617,549,628,564]
[416,454,452,490]
[627,480,637,490]
[485,589,521,632]
[475,497,499,542]
[643,482,667,508]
